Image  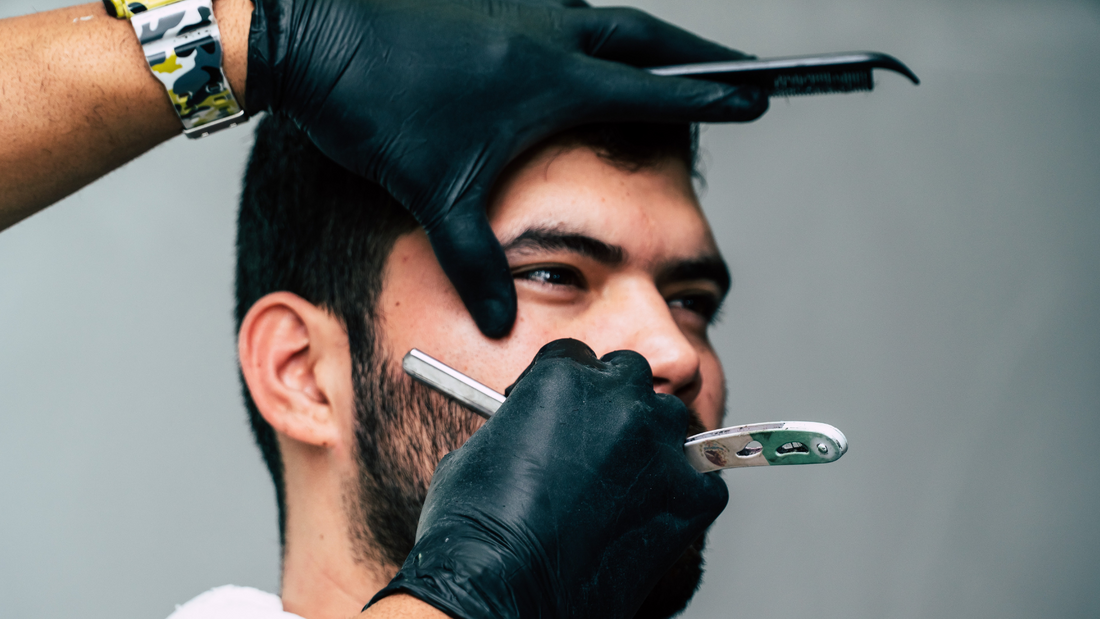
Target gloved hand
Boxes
[366,339,729,618]
[247,0,767,338]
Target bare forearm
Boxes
[0,0,250,230]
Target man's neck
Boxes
[281,536,391,619]
[279,448,393,619]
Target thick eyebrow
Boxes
[501,227,625,266]
[656,256,732,299]
[501,225,730,297]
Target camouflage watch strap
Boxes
[103,0,182,20]
[127,0,248,138]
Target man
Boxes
[201,112,733,619]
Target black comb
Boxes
[648,51,919,97]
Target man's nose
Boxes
[599,285,702,403]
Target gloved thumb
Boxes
[425,202,517,338]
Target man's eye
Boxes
[515,266,586,289]
[669,294,722,324]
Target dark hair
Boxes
[235,114,700,544]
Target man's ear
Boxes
[238,292,352,450]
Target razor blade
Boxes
[403,349,848,472]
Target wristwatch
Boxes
[104,0,248,138]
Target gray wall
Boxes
[1,0,1097,617]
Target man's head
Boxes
[235,114,730,618]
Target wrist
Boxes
[360,594,451,619]
[214,0,253,109]
[370,527,547,619]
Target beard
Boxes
[345,338,713,619]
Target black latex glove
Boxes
[366,338,729,618]
[247,0,767,337]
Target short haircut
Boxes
[235,113,700,543]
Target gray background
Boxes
[1,0,1097,617]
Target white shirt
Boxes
[167,585,305,619]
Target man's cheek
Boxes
[696,353,726,431]
[493,310,581,390]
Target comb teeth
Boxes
[648,51,917,99]
[770,70,873,97]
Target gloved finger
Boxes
[672,470,729,535]
[424,204,517,339]
[666,468,729,531]
[512,0,588,6]
[567,7,753,68]
[535,337,601,366]
[699,470,730,516]
[650,391,693,436]
[600,348,656,387]
[505,338,600,396]
[573,54,769,123]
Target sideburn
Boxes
[344,313,482,571]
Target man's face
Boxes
[351,144,730,618]
[382,145,728,428]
